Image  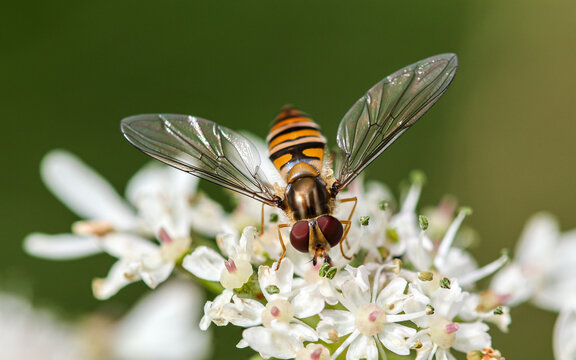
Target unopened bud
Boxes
[379,200,389,211]
[410,170,427,185]
[418,215,429,231]
[440,277,451,289]
[360,216,370,226]
[266,285,280,294]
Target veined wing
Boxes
[121,114,281,206]
[334,53,458,191]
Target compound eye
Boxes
[290,221,310,253]
[317,215,343,248]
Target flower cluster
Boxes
[24,150,576,359]
[0,281,210,360]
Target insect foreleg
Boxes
[276,224,291,270]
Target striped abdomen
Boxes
[267,106,326,180]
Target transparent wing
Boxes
[121,114,281,206]
[334,53,458,191]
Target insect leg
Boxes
[276,224,291,270]
[258,203,265,236]
[339,220,353,260]
[338,197,358,249]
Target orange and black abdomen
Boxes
[267,107,326,180]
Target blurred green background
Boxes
[2,0,575,358]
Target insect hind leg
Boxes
[338,196,358,250]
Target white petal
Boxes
[340,279,370,311]
[41,150,137,228]
[378,323,415,355]
[452,322,491,353]
[376,277,408,314]
[92,260,138,300]
[0,294,84,359]
[292,285,325,318]
[533,236,576,311]
[101,233,158,259]
[224,296,265,327]
[554,306,576,360]
[125,163,197,207]
[200,290,234,330]
[111,280,210,360]
[241,326,302,359]
[23,233,102,259]
[440,247,478,280]
[287,322,318,342]
[182,247,225,281]
[188,195,228,237]
[318,310,356,339]
[490,263,533,306]
[347,335,378,360]
[405,233,434,271]
[436,349,457,360]
[237,226,256,259]
[516,212,558,265]
[345,265,371,292]
[258,259,294,301]
[140,260,174,289]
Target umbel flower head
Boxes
[24,148,537,359]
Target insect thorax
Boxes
[285,175,332,221]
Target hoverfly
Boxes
[121,53,458,267]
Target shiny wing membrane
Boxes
[121,114,280,206]
[334,53,458,191]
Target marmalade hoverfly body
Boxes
[121,53,458,267]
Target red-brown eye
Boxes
[317,215,343,248]
[290,221,310,253]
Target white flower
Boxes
[24,150,199,298]
[0,293,84,360]
[183,226,256,290]
[0,281,211,360]
[236,259,319,359]
[491,213,576,311]
[406,278,491,360]
[88,225,194,299]
[317,265,421,359]
[110,280,211,360]
[295,344,331,360]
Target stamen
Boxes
[434,208,468,269]
[445,322,459,334]
[270,306,280,317]
[158,227,172,244]
[310,348,323,360]
[224,259,237,273]
[458,252,509,286]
